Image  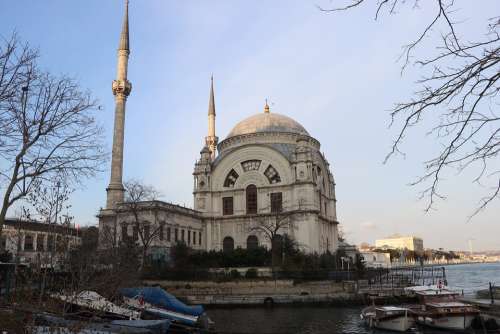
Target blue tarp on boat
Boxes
[120,287,204,317]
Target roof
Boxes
[3,218,79,236]
[226,112,309,138]
[426,302,470,308]
[377,306,408,312]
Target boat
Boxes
[361,305,416,332]
[32,313,171,334]
[405,284,462,303]
[120,287,214,331]
[413,301,480,331]
[51,290,140,320]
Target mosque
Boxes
[98,2,340,255]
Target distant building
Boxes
[1,218,81,266]
[375,235,424,253]
[360,251,391,268]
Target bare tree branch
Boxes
[319,1,500,215]
[0,34,107,237]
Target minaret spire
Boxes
[119,0,129,51]
[205,76,218,160]
[208,75,215,117]
[106,0,132,209]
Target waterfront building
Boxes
[98,2,340,254]
[0,218,81,266]
[360,251,391,268]
[375,235,424,253]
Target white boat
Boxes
[414,301,479,331]
[51,291,140,320]
[361,306,416,332]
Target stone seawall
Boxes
[144,279,364,306]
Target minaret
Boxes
[205,76,218,160]
[106,0,132,209]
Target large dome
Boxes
[227,112,309,138]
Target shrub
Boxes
[245,268,258,279]
[229,269,241,279]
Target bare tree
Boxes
[0,34,106,236]
[122,179,164,268]
[248,204,296,267]
[319,1,500,216]
[26,178,75,302]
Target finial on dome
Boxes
[264,99,270,113]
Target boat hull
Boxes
[372,316,415,332]
[416,314,476,331]
[361,306,415,332]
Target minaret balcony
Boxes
[112,79,132,96]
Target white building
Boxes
[0,218,81,266]
[375,235,424,253]
[360,251,391,268]
[98,2,340,254]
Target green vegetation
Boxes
[142,237,365,281]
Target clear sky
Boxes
[1,0,499,251]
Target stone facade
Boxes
[193,116,339,253]
[98,107,340,254]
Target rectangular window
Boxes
[143,225,150,240]
[174,228,178,242]
[159,224,164,241]
[121,224,128,241]
[36,234,45,251]
[47,235,54,252]
[167,227,171,242]
[133,226,139,241]
[181,229,185,242]
[271,192,283,213]
[24,235,34,251]
[246,185,258,214]
[188,230,191,244]
[199,232,202,245]
[193,231,196,245]
[222,197,234,215]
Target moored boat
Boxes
[51,290,140,320]
[120,287,215,332]
[361,305,415,332]
[413,301,479,331]
[405,284,462,303]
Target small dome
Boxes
[227,112,309,138]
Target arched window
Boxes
[224,169,239,188]
[241,160,261,172]
[223,236,234,253]
[247,235,259,250]
[246,184,258,214]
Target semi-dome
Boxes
[227,112,309,138]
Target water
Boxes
[206,262,500,334]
